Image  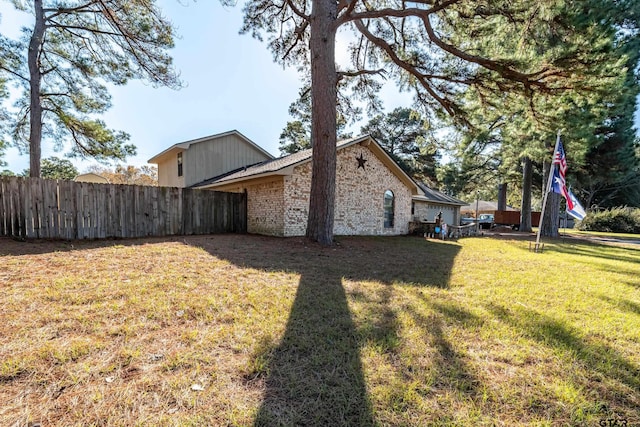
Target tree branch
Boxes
[44,2,100,20]
[0,65,29,82]
[284,0,309,21]
[337,68,386,80]
[339,0,461,25]
[336,0,359,26]
[46,23,129,39]
[354,19,458,116]
[282,24,308,61]
[94,0,169,84]
[420,14,556,90]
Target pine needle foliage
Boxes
[0,0,181,176]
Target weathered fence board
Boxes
[0,177,246,240]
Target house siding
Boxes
[282,143,412,236]
[413,200,460,226]
[157,154,185,188]
[74,173,109,184]
[183,134,272,187]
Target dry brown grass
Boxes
[0,234,638,426]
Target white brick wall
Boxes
[246,179,285,236]
[215,142,417,236]
[282,143,412,236]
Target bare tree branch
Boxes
[0,65,29,82]
[285,0,309,21]
[337,68,386,80]
[338,0,461,25]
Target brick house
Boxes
[149,131,466,236]
[192,135,463,236]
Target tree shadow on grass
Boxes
[0,235,181,256]
[0,236,85,255]
[187,234,462,426]
[549,242,640,265]
[251,268,373,426]
[485,303,640,413]
[405,300,483,396]
[1,233,462,425]
[598,295,640,317]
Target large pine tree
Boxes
[439,1,638,235]
[361,107,438,182]
[240,0,633,244]
[576,39,640,208]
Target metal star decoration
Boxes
[356,152,367,169]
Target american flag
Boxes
[551,141,574,210]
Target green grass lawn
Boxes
[560,228,640,241]
[1,234,638,426]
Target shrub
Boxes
[576,207,640,233]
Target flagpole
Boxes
[533,129,561,252]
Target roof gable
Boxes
[192,135,422,194]
[148,130,274,164]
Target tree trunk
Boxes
[541,191,561,237]
[519,157,532,232]
[28,0,45,178]
[497,183,507,211]
[305,0,338,245]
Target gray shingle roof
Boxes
[191,136,368,188]
[414,182,468,206]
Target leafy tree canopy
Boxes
[0,72,8,166]
[435,1,640,236]
[41,156,78,180]
[86,164,158,186]
[278,86,356,155]
[361,107,439,183]
[20,155,78,179]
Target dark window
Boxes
[177,152,183,177]
[384,190,394,228]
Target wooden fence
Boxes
[0,177,246,240]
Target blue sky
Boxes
[3,2,637,175]
[0,0,412,174]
